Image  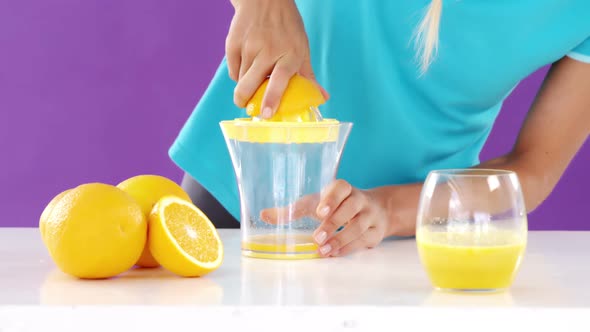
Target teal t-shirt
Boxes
[169,1,590,220]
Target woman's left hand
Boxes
[260,179,391,257]
[312,180,389,257]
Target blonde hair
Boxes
[414,0,443,74]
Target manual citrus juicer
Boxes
[220,75,353,259]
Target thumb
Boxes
[299,57,330,101]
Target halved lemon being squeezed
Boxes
[245,74,326,122]
[148,196,223,277]
[221,74,340,144]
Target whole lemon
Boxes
[39,188,71,245]
[41,183,146,279]
[116,175,191,268]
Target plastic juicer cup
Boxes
[220,118,352,259]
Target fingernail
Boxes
[314,231,327,245]
[318,206,330,218]
[262,107,272,118]
[319,244,332,255]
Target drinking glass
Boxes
[416,169,528,292]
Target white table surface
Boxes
[1,228,589,331]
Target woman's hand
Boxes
[226,0,327,118]
[260,179,421,257]
[310,180,390,257]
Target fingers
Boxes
[233,50,300,115]
[238,38,263,80]
[226,44,241,82]
[225,18,242,82]
[333,228,381,257]
[233,54,324,115]
[259,193,320,224]
[234,56,272,108]
[258,179,384,258]
[225,0,313,112]
[316,179,353,219]
[317,213,372,257]
[314,190,364,245]
[260,54,299,118]
[311,180,354,247]
[260,179,355,227]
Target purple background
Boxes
[1,1,587,229]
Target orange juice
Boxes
[417,228,526,290]
[242,234,320,259]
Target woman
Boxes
[170,0,590,257]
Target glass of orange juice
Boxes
[416,169,528,292]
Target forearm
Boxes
[476,153,548,212]
[369,153,545,238]
[374,56,590,237]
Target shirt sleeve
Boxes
[567,37,590,63]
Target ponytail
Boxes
[414,0,443,74]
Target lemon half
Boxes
[117,175,192,268]
[246,74,326,120]
[148,196,223,277]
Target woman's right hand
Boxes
[227,0,328,118]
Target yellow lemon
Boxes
[39,188,71,245]
[117,175,192,268]
[41,183,146,279]
[148,196,223,277]
[246,74,326,122]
